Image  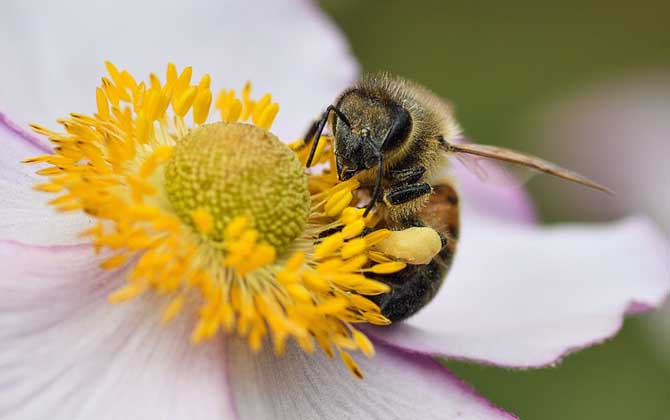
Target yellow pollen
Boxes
[341,238,367,259]
[190,208,214,235]
[352,329,375,358]
[24,62,409,379]
[342,219,366,239]
[161,295,185,324]
[340,351,364,380]
[367,261,408,274]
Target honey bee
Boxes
[304,73,610,322]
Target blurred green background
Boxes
[320,1,669,419]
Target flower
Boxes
[23,61,410,377]
[1,1,668,419]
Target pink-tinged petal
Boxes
[452,161,537,225]
[0,0,357,141]
[0,113,92,244]
[367,216,670,368]
[226,338,517,420]
[0,241,236,420]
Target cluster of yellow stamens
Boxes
[23,63,406,378]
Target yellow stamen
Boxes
[364,229,392,245]
[193,88,212,124]
[190,208,214,234]
[340,352,364,380]
[368,261,408,274]
[25,62,410,379]
[224,215,251,240]
[342,219,366,239]
[314,233,344,259]
[341,238,366,259]
[108,284,143,303]
[285,251,305,271]
[100,254,129,270]
[161,295,185,324]
[352,329,375,358]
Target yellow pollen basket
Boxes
[24,62,407,379]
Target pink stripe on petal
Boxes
[0,111,93,245]
[0,111,50,153]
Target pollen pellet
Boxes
[373,227,442,265]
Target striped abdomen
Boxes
[371,182,459,322]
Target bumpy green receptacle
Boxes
[164,122,309,254]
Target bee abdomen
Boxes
[371,182,460,322]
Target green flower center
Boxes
[164,122,309,253]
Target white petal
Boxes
[0,0,358,141]
[0,113,92,244]
[226,338,517,420]
[0,0,357,245]
[366,216,670,367]
[0,242,236,420]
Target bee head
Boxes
[333,94,398,181]
[334,124,381,180]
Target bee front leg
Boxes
[301,119,320,147]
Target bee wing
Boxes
[444,141,613,194]
[453,153,530,187]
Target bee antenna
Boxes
[305,105,350,168]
